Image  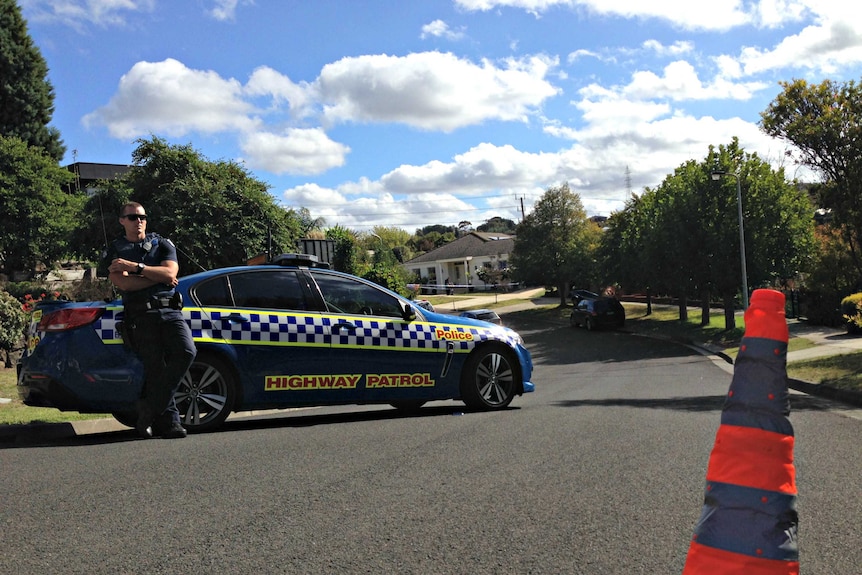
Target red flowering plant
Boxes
[21,291,62,313]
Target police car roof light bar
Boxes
[272,253,331,269]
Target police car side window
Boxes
[194,276,232,307]
[230,271,308,311]
[312,273,403,318]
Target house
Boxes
[403,232,515,293]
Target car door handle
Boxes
[222,313,249,323]
[332,321,356,334]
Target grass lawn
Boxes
[0,367,109,426]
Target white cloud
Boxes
[316,52,561,131]
[209,0,239,21]
[420,20,465,41]
[454,0,834,31]
[240,128,350,176]
[20,0,155,28]
[245,66,317,119]
[82,58,259,138]
[738,18,862,75]
[642,39,694,57]
[624,61,766,101]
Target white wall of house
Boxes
[407,253,510,293]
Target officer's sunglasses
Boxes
[122,214,147,221]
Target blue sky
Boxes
[19,0,862,231]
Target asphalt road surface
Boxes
[1,314,860,574]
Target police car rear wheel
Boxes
[175,355,236,433]
[460,344,517,410]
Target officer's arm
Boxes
[108,260,179,291]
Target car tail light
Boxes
[37,308,104,332]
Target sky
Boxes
[18,0,862,232]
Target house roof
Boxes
[405,232,515,264]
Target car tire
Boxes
[174,355,237,433]
[460,344,518,410]
[390,400,426,412]
[585,317,595,331]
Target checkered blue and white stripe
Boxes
[93,306,518,352]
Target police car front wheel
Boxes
[175,355,237,433]
[460,344,518,410]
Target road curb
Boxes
[681,338,862,408]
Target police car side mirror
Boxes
[402,304,416,322]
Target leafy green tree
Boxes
[0,0,64,160]
[75,137,302,273]
[326,225,358,274]
[761,78,862,277]
[477,216,517,234]
[0,135,78,277]
[297,207,326,236]
[510,183,599,305]
[0,289,27,367]
[603,139,814,328]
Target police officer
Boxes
[105,202,196,439]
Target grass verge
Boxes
[0,368,109,426]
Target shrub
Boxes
[840,292,862,334]
[0,290,28,367]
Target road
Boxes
[1,314,860,574]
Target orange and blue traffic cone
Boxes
[682,289,799,574]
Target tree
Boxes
[761,78,862,277]
[326,225,358,274]
[0,0,65,160]
[75,137,302,273]
[510,183,600,305]
[601,139,814,329]
[0,290,27,367]
[0,135,78,277]
[477,216,517,234]
[297,207,326,236]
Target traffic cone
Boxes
[682,289,799,574]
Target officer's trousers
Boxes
[129,309,196,426]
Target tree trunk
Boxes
[677,293,688,321]
[723,293,736,330]
[700,291,711,326]
[559,281,568,307]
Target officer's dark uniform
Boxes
[103,232,196,436]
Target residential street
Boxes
[2,312,859,574]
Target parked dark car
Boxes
[569,297,625,331]
[459,309,502,325]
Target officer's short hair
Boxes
[120,201,144,216]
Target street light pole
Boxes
[711,170,749,310]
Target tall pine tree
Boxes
[0,0,65,161]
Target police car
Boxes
[18,254,534,432]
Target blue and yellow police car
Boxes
[18,254,534,432]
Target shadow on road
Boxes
[554,393,847,413]
[1,404,517,449]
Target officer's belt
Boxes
[124,295,181,314]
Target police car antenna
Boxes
[174,243,208,273]
[97,192,109,250]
